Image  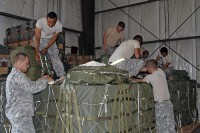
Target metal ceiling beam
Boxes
[143,36,200,44]
[63,27,83,35]
[95,0,163,14]
[0,11,31,21]
[0,11,83,34]
[94,35,200,49]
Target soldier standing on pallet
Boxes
[132,59,176,133]
[34,12,65,80]
[5,53,53,133]
[108,35,144,77]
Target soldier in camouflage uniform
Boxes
[132,59,176,133]
[109,35,144,77]
[35,12,65,79]
[5,53,53,133]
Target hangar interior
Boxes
[1,0,200,133]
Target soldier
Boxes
[103,21,125,55]
[156,47,173,78]
[34,12,65,80]
[109,35,144,77]
[132,59,176,133]
[5,53,53,133]
[142,50,149,62]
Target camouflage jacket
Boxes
[5,68,48,119]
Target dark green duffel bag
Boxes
[10,45,42,81]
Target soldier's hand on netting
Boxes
[41,47,48,55]
[41,75,53,82]
[35,53,40,61]
[131,79,137,83]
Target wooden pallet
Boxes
[178,122,200,133]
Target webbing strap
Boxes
[125,84,131,133]
[65,84,70,130]
[71,84,83,133]
[60,82,73,133]
[53,89,63,133]
[60,112,133,121]
[35,108,153,119]
[67,84,74,133]
[109,84,128,132]
[123,84,131,133]
[118,84,123,132]
[137,84,141,132]
[127,86,135,133]
[109,85,118,133]
[3,123,11,128]
[120,84,131,133]
[3,123,11,133]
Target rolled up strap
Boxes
[110,58,125,65]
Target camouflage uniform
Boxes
[155,100,176,133]
[114,59,144,76]
[108,47,116,55]
[5,68,48,133]
[9,117,35,133]
[40,38,65,77]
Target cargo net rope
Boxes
[32,83,155,133]
[31,66,156,133]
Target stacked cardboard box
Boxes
[0,46,10,76]
[4,21,36,49]
[66,54,94,68]
[4,22,65,63]
[0,54,9,75]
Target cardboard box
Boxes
[7,40,34,49]
[66,55,94,66]
[0,67,8,75]
[0,54,9,59]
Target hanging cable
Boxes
[108,0,159,41]
[108,0,200,72]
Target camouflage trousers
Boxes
[114,59,144,76]
[155,100,176,133]
[108,47,116,55]
[40,38,65,77]
[10,117,35,133]
[163,67,174,79]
